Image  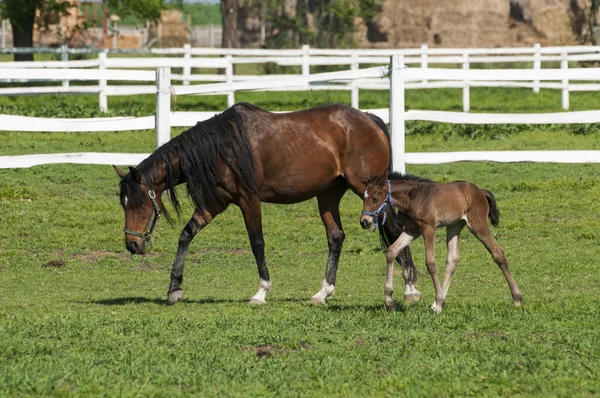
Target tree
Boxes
[220,0,239,48]
[591,0,599,45]
[0,0,170,61]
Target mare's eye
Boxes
[372,197,378,203]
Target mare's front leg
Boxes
[385,232,415,311]
[239,196,271,305]
[310,187,346,304]
[167,207,223,305]
[423,226,444,314]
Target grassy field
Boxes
[1,88,599,396]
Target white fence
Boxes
[3,44,600,112]
[1,56,600,170]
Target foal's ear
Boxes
[128,166,142,184]
[354,172,370,185]
[113,165,127,179]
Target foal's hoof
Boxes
[429,302,443,314]
[248,298,266,305]
[309,296,327,305]
[404,292,421,304]
[385,303,395,312]
[167,290,184,305]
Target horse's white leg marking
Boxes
[249,278,272,305]
[167,289,184,305]
[386,233,414,311]
[310,279,335,304]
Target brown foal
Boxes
[360,173,522,314]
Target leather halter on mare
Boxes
[362,180,394,232]
[124,175,161,247]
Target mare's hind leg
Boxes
[381,207,421,304]
[310,185,346,304]
[467,216,523,307]
[384,232,415,311]
[239,196,271,305]
[439,222,465,307]
[167,206,224,305]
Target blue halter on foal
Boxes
[362,180,394,232]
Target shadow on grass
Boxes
[86,296,409,313]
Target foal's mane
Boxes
[366,171,434,187]
[120,103,258,220]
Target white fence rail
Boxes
[3,44,600,111]
[2,58,600,170]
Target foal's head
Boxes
[114,166,164,255]
[360,176,391,231]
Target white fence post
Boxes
[351,52,359,108]
[533,43,541,93]
[156,67,171,148]
[61,44,69,88]
[561,51,569,110]
[420,44,428,84]
[98,51,108,113]
[302,44,310,77]
[183,43,191,86]
[462,52,470,112]
[225,54,235,107]
[389,55,405,174]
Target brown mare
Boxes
[114,103,420,305]
[360,172,522,314]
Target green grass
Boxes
[1,88,600,396]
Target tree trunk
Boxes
[220,0,239,48]
[8,1,37,61]
[591,0,599,45]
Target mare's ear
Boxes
[113,165,127,179]
[128,166,142,184]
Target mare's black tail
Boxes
[366,112,417,280]
[483,190,500,227]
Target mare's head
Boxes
[114,165,164,255]
[360,176,390,231]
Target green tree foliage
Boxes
[247,0,383,49]
[0,0,171,61]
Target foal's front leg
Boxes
[384,233,415,311]
[167,208,220,305]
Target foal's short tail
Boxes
[483,190,500,227]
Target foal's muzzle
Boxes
[360,215,374,230]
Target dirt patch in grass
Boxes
[69,250,160,263]
[464,331,507,339]
[241,343,311,359]
[41,260,66,268]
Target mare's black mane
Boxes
[119,103,258,221]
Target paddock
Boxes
[0,53,599,395]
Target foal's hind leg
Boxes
[310,186,346,304]
[439,222,465,307]
[422,226,444,314]
[467,217,523,307]
[239,196,272,305]
[167,207,223,305]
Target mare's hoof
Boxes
[514,300,523,307]
[248,298,266,305]
[167,290,184,305]
[309,296,326,305]
[385,304,395,312]
[404,292,421,304]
